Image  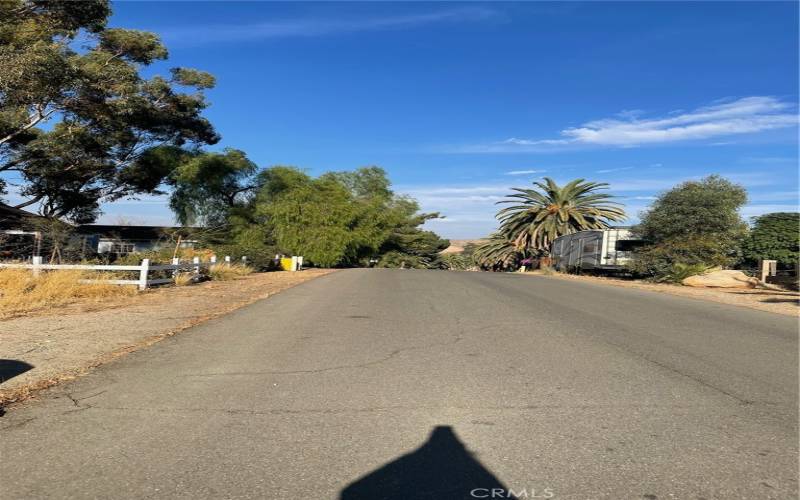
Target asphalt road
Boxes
[1,269,797,499]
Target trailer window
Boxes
[615,239,645,252]
[582,240,598,254]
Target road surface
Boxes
[1,269,797,499]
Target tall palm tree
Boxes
[473,233,526,270]
[497,177,626,252]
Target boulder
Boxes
[682,270,758,288]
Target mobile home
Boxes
[550,228,643,272]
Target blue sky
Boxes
[97,1,798,238]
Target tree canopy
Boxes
[629,175,748,277]
[170,165,448,268]
[169,148,258,227]
[0,0,219,222]
[741,212,799,267]
[633,175,747,244]
[495,177,626,254]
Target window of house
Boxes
[111,243,135,254]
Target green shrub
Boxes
[627,236,737,281]
[629,175,748,280]
[440,253,474,270]
[741,212,800,267]
[656,263,711,284]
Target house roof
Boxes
[0,203,44,230]
[76,225,197,240]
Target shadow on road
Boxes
[0,359,34,416]
[339,426,517,500]
[0,359,33,385]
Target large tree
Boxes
[376,198,449,269]
[629,175,748,278]
[741,212,799,267]
[250,166,447,268]
[496,177,626,252]
[0,0,219,222]
[169,148,258,227]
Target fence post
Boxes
[241,256,247,266]
[172,257,180,279]
[192,256,200,276]
[224,255,231,264]
[760,259,777,283]
[210,255,217,264]
[138,258,150,291]
[32,255,42,277]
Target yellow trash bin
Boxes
[280,257,294,271]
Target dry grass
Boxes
[208,263,254,281]
[0,269,136,319]
[174,272,195,286]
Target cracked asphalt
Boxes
[1,269,797,499]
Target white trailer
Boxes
[551,228,643,272]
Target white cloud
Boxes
[161,7,501,45]
[596,166,634,173]
[504,169,545,176]
[455,96,798,152]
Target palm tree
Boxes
[497,177,626,252]
[473,233,526,270]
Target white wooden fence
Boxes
[0,255,248,290]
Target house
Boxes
[0,203,45,258]
[75,225,198,255]
[550,227,644,272]
[0,203,43,231]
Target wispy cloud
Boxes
[596,166,634,174]
[160,7,502,45]
[453,96,798,153]
[504,169,545,176]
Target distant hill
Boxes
[441,239,486,254]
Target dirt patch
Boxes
[529,271,799,317]
[0,269,335,405]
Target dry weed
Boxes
[0,269,136,318]
[208,263,254,281]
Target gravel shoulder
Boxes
[0,269,335,404]
[527,271,799,316]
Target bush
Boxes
[173,272,195,286]
[741,212,800,267]
[440,253,474,270]
[376,251,432,269]
[208,263,254,281]
[627,236,736,280]
[629,176,748,280]
[654,263,711,284]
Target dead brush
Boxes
[0,269,135,318]
[173,272,195,286]
[207,263,254,281]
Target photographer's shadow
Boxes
[340,425,517,500]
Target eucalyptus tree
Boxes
[497,177,626,252]
[0,0,219,222]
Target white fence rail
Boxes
[0,255,248,290]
